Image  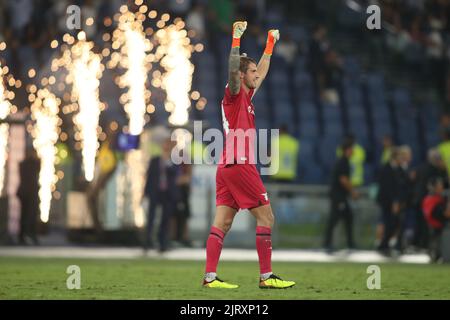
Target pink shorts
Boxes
[216,164,270,210]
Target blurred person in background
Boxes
[17,148,41,245]
[270,124,299,184]
[143,138,179,253]
[86,131,118,234]
[173,162,193,248]
[380,135,394,165]
[321,49,343,105]
[167,0,192,20]
[375,135,395,244]
[394,145,415,253]
[186,2,207,42]
[275,33,298,65]
[412,148,448,251]
[422,177,450,263]
[377,145,414,254]
[337,134,366,187]
[376,147,401,254]
[308,24,329,83]
[438,126,450,176]
[324,140,359,252]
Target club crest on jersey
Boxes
[248,105,255,115]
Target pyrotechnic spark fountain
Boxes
[0,123,8,195]
[30,89,60,223]
[108,5,154,227]
[156,22,195,126]
[82,3,202,227]
[125,149,145,227]
[0,61,13,195]
[110,5,153,135]
[54,30,104,182]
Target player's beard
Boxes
[245,78,257,89]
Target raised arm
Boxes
[254,30,280,94]
[228,21,247,95]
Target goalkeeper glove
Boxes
[232,21,247,48]
[264,29,280,56]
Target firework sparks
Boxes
[156,22,195,126]
[0,124,8,195]
[110,5,153,135]
[30,89,60,223]
[107,5,154,228]
[126,149,145,227]
[57,31,104,182]
[0,61,13,195]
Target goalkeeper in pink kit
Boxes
[202,21,296,289]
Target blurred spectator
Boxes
[337,134,366,187]
[143,138,179,253]
[412,148,448,250]
[308,24,343,105]
[269,125,300,183]
[425,25,446,99]
[380,134,394,165]
[395,145,414,252]
[324,140,359,252]
[86,133,118,234]
[422,176,450,263]
[409,15,425,45]
[374,134,393,246]
[376,147,401,253]
[51,0,71,37]
[386,20,411,58]
[173,162,193,247]
[321,49,343,105]
[167,0,192,19]
[17,148,41,245]
[186,3,207,41]
[275,33,298,65]
[308,25,329,95]
[437,129,450,177]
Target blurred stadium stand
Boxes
[1,0,450,253]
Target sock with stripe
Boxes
[256,226,272,278]
[205,226,225,278]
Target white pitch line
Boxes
[0,247,430,264]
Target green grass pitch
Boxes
[0,257,449,299]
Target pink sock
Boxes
[205,226,225,273]
[256,226,272,274]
